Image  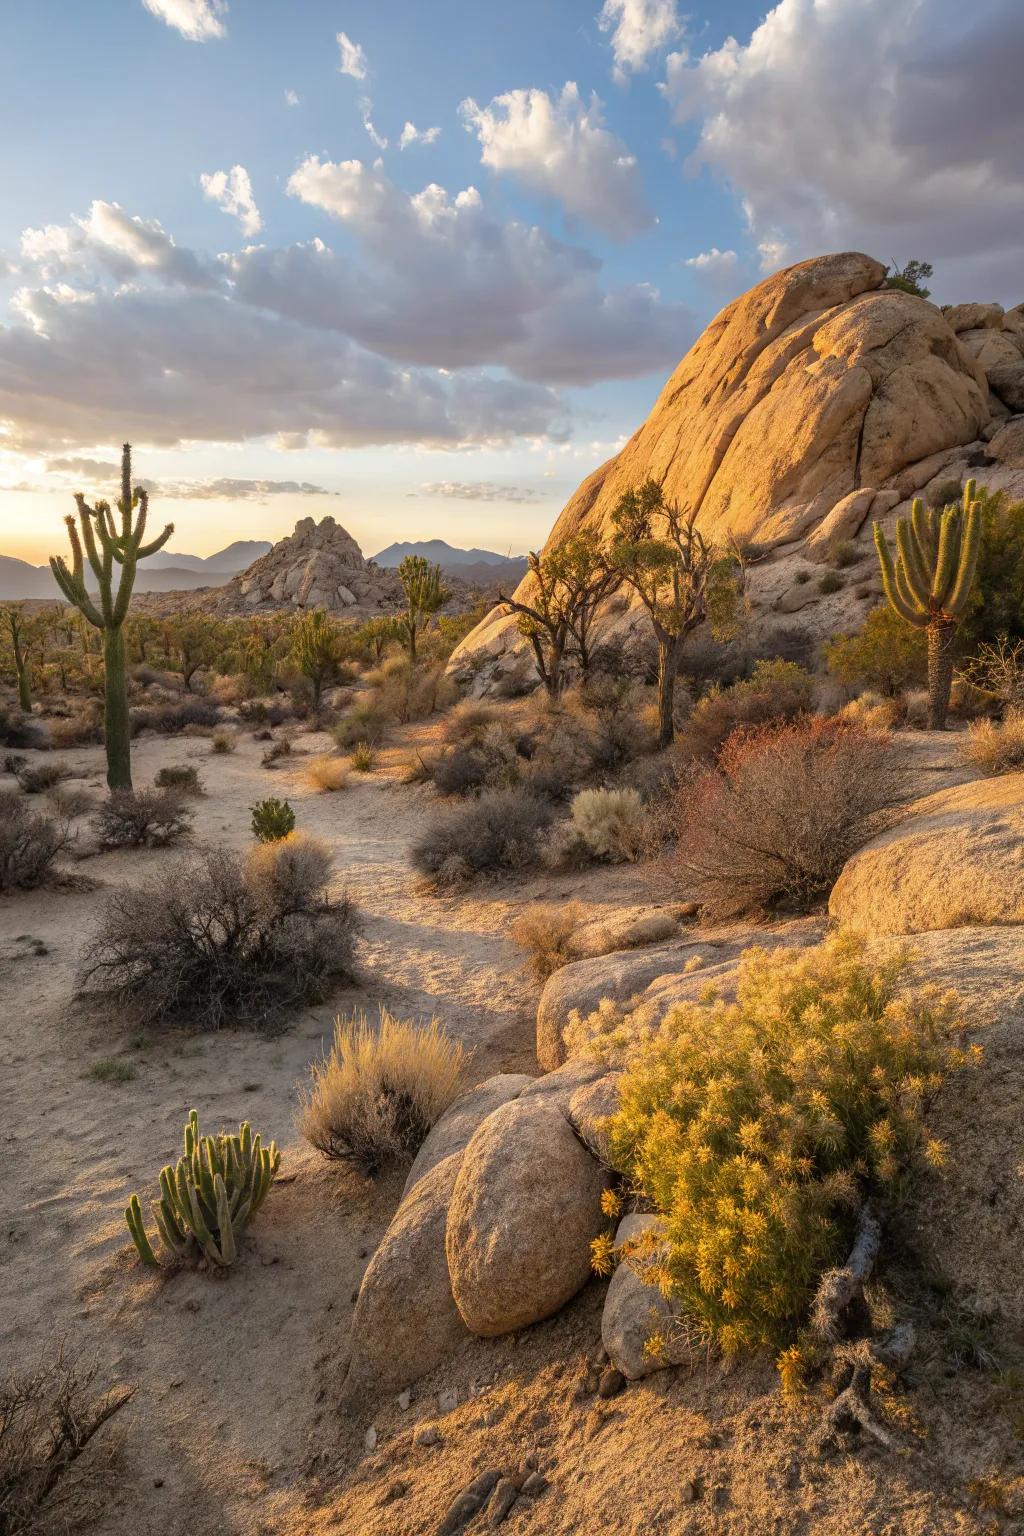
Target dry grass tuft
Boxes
[961,710,1024,776]
[510,901,585,981]
[298,1008,468,1174]
[304,754,349,792]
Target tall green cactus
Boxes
[125,1110,280,1270]
[873,480,981,730]
[2,606,33,712]
[49,444,173,789]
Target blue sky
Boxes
[1,0,1022,563]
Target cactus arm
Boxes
[874,523,927,626]
[136,522,175,561]
[962,478,977,512]
[910,498,936,567]
[214,1176,235,1266]
[931,508,961,606]
[125,1194,160,1265]
[893,564,930,626]
[895,519,932,608]
[945,502,982,615]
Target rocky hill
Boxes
[451,251,1024,686]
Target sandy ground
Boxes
[3,719,1020,1535]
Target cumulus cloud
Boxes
[460,82,653,240]
[200,166,262,237]
[337,31,368,80]
[663,0,1024,299]
[20,200,219,289]
[416,481,543,503]
[159,477,334,500]
[683,247,740,288]
[45,456,121,481]
[268,156,693,381]
[141,0,226,40]
[399,121,441,150]
[599,0,680,81]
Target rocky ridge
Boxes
[451,251,1024,687]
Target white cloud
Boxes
[598,0,680,81]
[417,482,543,503]
[20,200,219,288]
[337,31,368,80]
[460,82,653,240]
[141,0,226,41]
[284,89,299,107]
[272,156,692,381]
[399,121,441,150]
[200,166,262,237]
[663,0,1024,300]
[359,100,388,151]
[683,247,739,286]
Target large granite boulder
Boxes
[830,774,1024,937]
[445,1097,609,1336]
[223,515,405,613]
[452,251,991,682]
[403,1073,533,1197]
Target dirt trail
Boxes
[0,729,645,1536]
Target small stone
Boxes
[397,1389,411,1411]
[438,1387,459,1414]
[598,1365,625,1399]
[379,1479,409,1507]
[437,1470,502,1536]
[414,1421,441,1447]
[679,1480,696,1504]
[364,1425,378,1452]
[488,1476,521,1528]
[521,1472,549,1498]
[152,1478,164,1489]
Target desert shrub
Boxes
[335,658,458,748]
[239,698,295,728]
[245,831,333,910]
[903,689,931,728]
[0,704,44,750]
[429,721,521,796]
[80,845,356,1028]
[0,791,73,891]
[836,691,900,731]
[599,934,973,1359]
[261,736,293,768]
[927,476,964,511]
[129,698,221,736]
[961,710,1024,776]
[794,568,811,585]
[958,637,1024,710]
[831,540,861,569]
[818,570,844,594]
[49,785,94,820]
[210,726,238,755]
[678,659,816,762]
[825,604,928,695]
[48,700,103,749]
[332,697,388,748]
[520,706,597,797]
[675,718,904,918]
[577,675,658,769]
[350,741,375,773]
[510,901,584,981]
[304,754,348,792]
[154,764,203,795]
[410,786,553,887]
[441,699,501,747]
[125,1109,279,1269]
[250,797,296,842]
[298,1009,467,1174]
[568,787,646,863]
[0,1343,131,1536]
[15,761,69,794]
[93,788,193,850]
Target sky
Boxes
[1,0,1022,565]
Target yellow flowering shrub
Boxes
[605,933,977,1357]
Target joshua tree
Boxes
[291,607,339,719]
[873,481,981,730]
[2,605,33,712]
[611,479,742,747]
[50,444,173,788]
[359,613,401,662]
[397,556,450,663]
[498,530,622,697]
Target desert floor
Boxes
[1,723,1016,1536]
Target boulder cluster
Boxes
[452,252,1024,683]
[223,515,404,614]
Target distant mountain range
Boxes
[0,535,530,602]
[0,540,273,600]
[371,539,529,587]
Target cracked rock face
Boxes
[451,250,1005,679]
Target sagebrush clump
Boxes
[960,710,1024,776]
[154,763,203,795]
[80,842,356,1028]
[510,901,585,981]
[93,787,193,849]
[304,754,348,792]
[410,786,552,887]
[0,790,72,891]
[599,934,975,1358]
[569,787,646,863]
[299,1009,468,1174]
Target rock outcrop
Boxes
[829,773,1024,937]
[451,252,1024,685]
[220,515,403,613]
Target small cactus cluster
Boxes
[125,1110,280,1269]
